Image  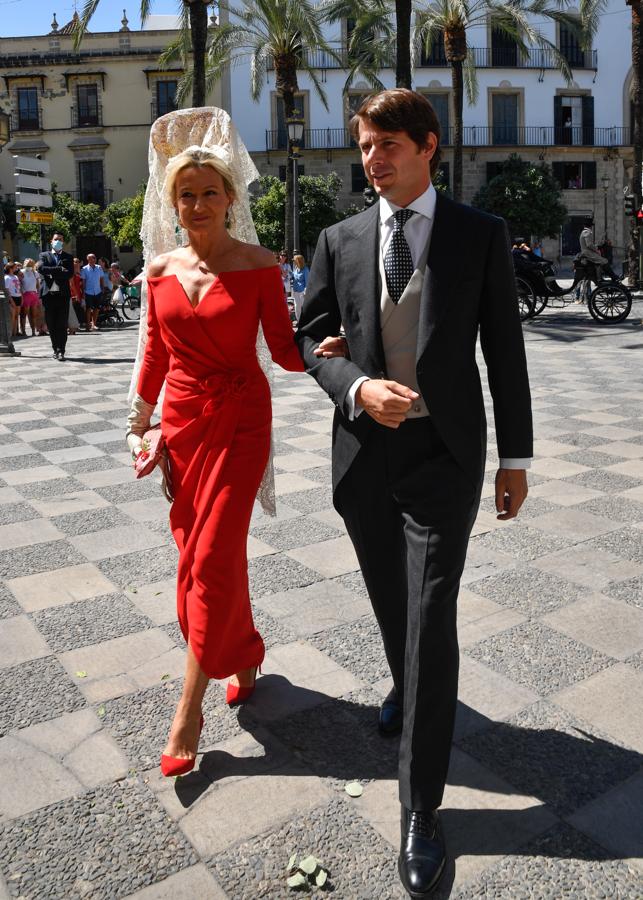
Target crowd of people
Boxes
[3,250,132,341]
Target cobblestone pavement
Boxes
[0,304,642,899]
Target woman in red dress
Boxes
[127,144,342,776]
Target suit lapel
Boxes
[345,204,386,373]
[417,192,456,361]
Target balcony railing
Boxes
[11,111,42,132]
[58,188,114,209]
[265,44,597,71]
[266,125,631,151]
[151,100,178,123]
[71,104,103,128]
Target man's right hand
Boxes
[356,379,418,428]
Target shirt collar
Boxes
[379,182,437,227]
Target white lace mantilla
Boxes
[128,107,276,516]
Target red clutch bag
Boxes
[133,424,166,478]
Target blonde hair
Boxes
[165,148,236,207]
[23,258,35,269]
[293,254,306,269]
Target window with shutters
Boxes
[491,93,519,145]
[491,28,518,67]
[422,92,450,143]
[77,84,99,127]
[551,161,597,190]
[78,160,105,206]
[559,23,585,68]
[554,95,594,146]
[273,93,307,150]
[156,81,178,117]
[16,87,39,130]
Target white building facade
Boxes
[227,0,634,263]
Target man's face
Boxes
[358,121,437,207]
[87,255,96,267]
[51,234,64,249]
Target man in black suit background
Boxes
[38,232,74,361]
[296,90,532,897]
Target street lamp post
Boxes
[286,116,304,254]
[0,109,18,357]
[601,174,610,242]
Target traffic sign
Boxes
[13,155,52,210]
[16,209,54,225]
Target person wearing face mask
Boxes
[38,233,74,360]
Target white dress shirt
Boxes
[345,182,530,470]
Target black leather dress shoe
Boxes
[378,689,402,736]
[398,807,446,898]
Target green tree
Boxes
[200,0,337,255]
[76,1,210,107]
[17,191,102,245]
[103,186,146,251]
[472,154,567,239]
[251,172,353,253]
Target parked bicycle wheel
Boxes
[515,276,535,321]
[120,295,141,321]
[588,283,632,323]
[531,295,548,316]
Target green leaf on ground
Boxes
[287,853,297,872]
[345,781,363,797]
[286,872,307,888]
[96,705,106,718]
[75,671,87,678]
[160,674,170,681]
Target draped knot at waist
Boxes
[201,372,249,414]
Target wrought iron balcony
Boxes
[70,104,103,128]
[11,110,42,132]
[58,188,114,208]
[266,125,630,151]
[264,44,597,71]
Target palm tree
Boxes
[202,0,338,253]
[75,0,211,107]
[414,0,581,202]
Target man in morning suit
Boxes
[295,90,532,898]
[38,232,74,361]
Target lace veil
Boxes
[128,107,276,515]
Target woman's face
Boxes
[175,165,232,233]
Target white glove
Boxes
[126,394,155,461]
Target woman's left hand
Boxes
[314,335,350,359]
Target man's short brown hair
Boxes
[349,88,442,177]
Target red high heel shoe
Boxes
[226,667,260,707]
[160,714,204,777]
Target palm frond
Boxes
[463,44,479,105]
[73,0,101,49]
[577,0,607,50]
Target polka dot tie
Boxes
[384,209,415,304]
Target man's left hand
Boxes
[495,468,528,520]
[314,336,349,359]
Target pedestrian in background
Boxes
[70,258,85,328]
[4,262,22,337]
[20,259,42,337]
[278,250,292,300]
[38,232,74,360]
[291,253,309,323]
[81,253,109,331]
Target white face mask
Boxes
[52,240,63,252]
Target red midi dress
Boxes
[136,266,304,678]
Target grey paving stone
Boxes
[308,616,389,684]
[458,701,643,817]
[558,449,628,468]
[31,593,153,653]
[62,419,116,435]
[94,479,164,504]
[249,553,323,598]
[96,545,180,589]
[271,424,315,441]
[626,650,643,671]
[97,439,131,454]
[453,822,643,899]
[582,527,643,565]
[30,435,86,451]
[281,486,335,513]
[0,539,86,579]
[551,431,611,448]
[19,476,87,499]
[1,418,53,432]
[209,796,405,900]
[0,502,40,526]
[159,621,184,647]
[331,569,369,600]
[0,779,198,900]
[100,680,247,771]
[0,433,26,445]
[0,656,86,736]
[61,454,124,474]
[250,514,342,551]
[565,469,642,494]
[571,494,643,525]
[252,606,299,650]
[272,407,330,424]
[470,566,582,616]
[480,495,558,519]
[51,506,135,537]
[467,621,613,695]
[603,574,643,609]
[144,518,176,543]
[0,584,21,620]
[468,525,573,563]
[295,463,333,484]
[0,453,47,471]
